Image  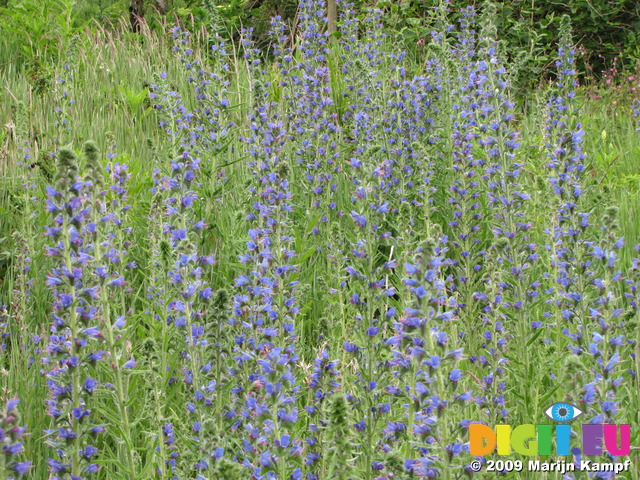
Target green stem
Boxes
[92,187,137,478]
[100,285,137,477]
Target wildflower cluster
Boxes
[150,92,218,477]
[543,26,630,472]
[43,147,104,478]
[0,399,31,478]
[303,348,342,479]
[543,22,593,370]
[390,240,471,476]
[2,3,640,480]
[291,0,341,238]
[52,38,80,147]
[84,142,139,477]
[334,10,403,467]
[446,7,486,322]
[169,25,232,158]
[225,27,303,479]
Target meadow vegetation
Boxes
[0,1,640,479]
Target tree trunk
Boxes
[327,0,337,36]
[129,0,145,33]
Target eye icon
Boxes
[545,403,583,422]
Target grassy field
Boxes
[0,2,639,479]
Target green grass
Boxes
[1,9,639,480]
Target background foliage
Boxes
[1,0,639,86]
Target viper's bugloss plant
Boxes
[380,50,440,242]
[0,398,32,478]
[580,207,626,422]
[391,240,471,476]
[43,147,104,478]
[291,0,341,239]
[543,20,591,368]
[2,3,640,480]
[632,100,640,131]
[10,102,40,366]
[625,245,640,381]
[465,5,540,425]
[469,240,510,426]
[149,91,217,477]
[322,393,358,479]
[169,25,233,159]
[542,22,629,447]
[445,8,488,336]
[475,4,537,327]
[337,30,401,469]
[303,348,342,479]
[226,26,303,479]
[82,141,139,478]
[52,39,79,148]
